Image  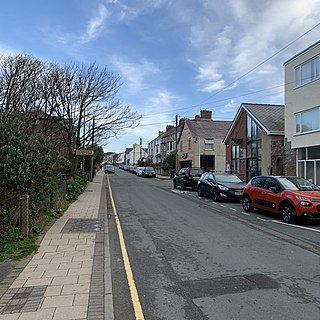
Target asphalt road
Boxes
[107,168,320,320]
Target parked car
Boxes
[173,167,203,190]
[105,164,115,174]
[142,167,156,178]
[242,176,320,223]
[197,172,245,201]
[136,167,145,176]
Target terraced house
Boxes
[177,110,231,172]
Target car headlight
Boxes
[300,201,312,207]
[218,184,229,191]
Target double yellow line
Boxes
[107,175,145,320]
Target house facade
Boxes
[148,132,163,164]
[283,41,320,185]
[177,110,231,172]
[127,143,148,165]
[223,103,285,182]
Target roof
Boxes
[160,126,181,139]
[185,119,232,138]
[125,148,133,154]
[283,40,320,66]
[223,103,284,143]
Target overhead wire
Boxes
[137,21,320,122]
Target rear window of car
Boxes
[145,167,154,171]
[189,168,203,175]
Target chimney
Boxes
[158,131,164,136]
[200,110,212,120]
[179,118,185,126]
[195,115,201,121]
[166,125,174,131]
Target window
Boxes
[231,144,240,173]
[180,141,182,152]
[246,114,262,180]
[295,55,319,87]
[251,177,265,188]
[188,137,191,149]
[205,138,214,150]
[295,107,320,133]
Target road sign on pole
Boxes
[75,149,94,156]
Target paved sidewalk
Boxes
[0,170,113,320]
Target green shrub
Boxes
[66,169,87,201]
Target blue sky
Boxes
[1,0,319,153]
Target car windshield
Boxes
[145,167,154,171]
[106,165,113,169]
[278,177,320,191]
[215,174,243,184]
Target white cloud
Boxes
[183,0,320,94]
[112,57,163,91]
[220,99,238,114]
[79,4,109,44]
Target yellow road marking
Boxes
[107,175,145,320]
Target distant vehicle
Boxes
[136,167,145,176]
[173,167,203,190]
[242,175,320,223]
[142,167,156,178]
[105,164,115,174]
[123,165,130,171]
[129,166,137,174]
[197,172,245,201]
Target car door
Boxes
[206,172,216,197]
[202,173,211,196]
[260,178,283,213]
[176,169,185,186]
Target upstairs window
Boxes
[295,55,319,87]
[204,138,214,150]
[295,107,320,133]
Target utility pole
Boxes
[140,138,142,163]
[90,116,95,181]
[175,115,178,173]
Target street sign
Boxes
[75,149,94,156]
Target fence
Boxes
[0,182,67,236]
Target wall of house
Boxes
[225,110,247,180]
[284,42,320,149]
[178,125,196,168]
[262,134,284,175]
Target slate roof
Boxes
[242,103,284,133]
[185,119,232,138]
[160,126,181,138]
[223,103,284,143]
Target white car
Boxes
[136,167,145,176]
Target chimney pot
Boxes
[200,110,212,120]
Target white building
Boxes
[283,41,320,185]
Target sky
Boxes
[0,0,319,153]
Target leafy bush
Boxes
[162,152,176,170]
[66,169,87,201]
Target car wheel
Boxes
[173,180,177,189]
[281,203,296,224]
[212,188,220,202]
[242,195,253,212]
[181,180,186,191]
[197,186,203,197]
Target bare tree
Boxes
[0,55,140,172]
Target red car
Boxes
[242,176,320,223]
